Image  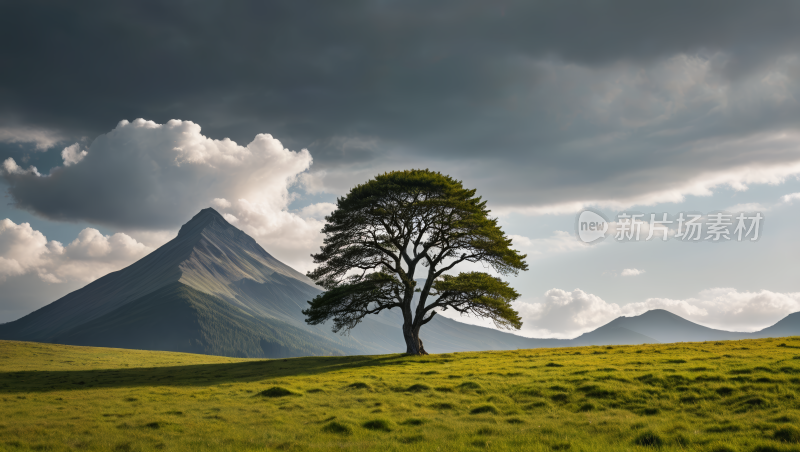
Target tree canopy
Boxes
[303,169,528,355]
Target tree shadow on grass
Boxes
[0,352,437,393]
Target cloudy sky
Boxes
[1,1,799,338]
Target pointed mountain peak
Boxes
[626,309,681,319]
[609,309,699,327]
[177,208,236,238]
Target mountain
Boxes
[752,312,800,339]
[0,209,368,357]
[1,208,797,357]
[579,309,800,344]
[579,309,750,344]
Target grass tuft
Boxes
[458,381,482,390]
[772,415,798,423]
[716,386,736,396]
[774,426,800,443]
[347,382,370,390]
[708,445,735,452]
[405,384,431,392]
[257,387,298,398]
[470,404,499,415]
[400,418,427,426]
[526,400,549,409]
[633,430,664,447]
[322,421,352,435]
[752,446,786,452]
[743,396,767,407]
[362,419,392,432]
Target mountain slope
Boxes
[53,282,357,357]
[752,312,800,339]
[572,326,660,346]
[588,309,752,343]
[0,231,191,341]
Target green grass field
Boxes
[2,337,800,451]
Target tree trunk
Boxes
[403,327,429,355]
[418,337,429,355]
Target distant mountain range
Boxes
[1,208,797,357]
[570,309,800,345]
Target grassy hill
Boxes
[1,338,800,451]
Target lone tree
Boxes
[303,169,528,355]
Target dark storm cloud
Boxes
[2,1,798,144]
[3,0,800,221]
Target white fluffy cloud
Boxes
[515,289,622,339]
[781,192,800,203]
[61,143,87,166]
[621,268,645,277]
[1,119,334,271]
[0,219,152,284]
[299,202,337,221]
[514,287,800,339]
[724,192,800,212]
[2,157,40,176]
[211,198,232,209]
